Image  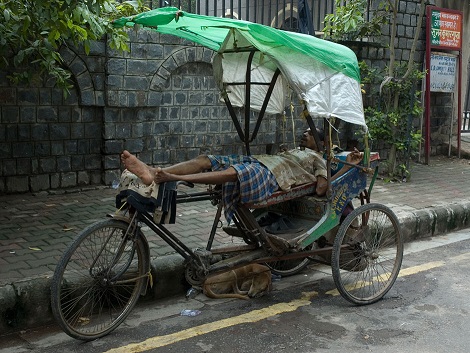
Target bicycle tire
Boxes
[51,219,147,341]
[266,257,311,276]
[331,203,403,305]
[266,243,313,276]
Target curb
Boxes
[1,204,470,334]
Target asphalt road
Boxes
[2,230,470,353]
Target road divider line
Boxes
[105,291,318,353]
[325,260,446,297]
[106,253,467,352]
[398,261,445,277]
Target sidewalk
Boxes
[1,155,470,334]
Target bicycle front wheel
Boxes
[51,219,148,341]
[331,203,403,305]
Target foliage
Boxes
[325,0,426,178]
[361,62,424,179]
[323,0,389,42]
[0,0,149,93]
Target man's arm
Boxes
[315,148,363,196]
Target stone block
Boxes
[71,155,84,170]
[104,170,121,186]
[6,176,29,193]
[124,139,144,153]
[116,123,133,139]
[80,90,95,106]
[17,89,39,105]
[104,140,124,154]
[128,91,147,107]
[77,171,90,185]
[132,123,144,138]
[16,158,31,175]
[37,107,57,123]
[39,158,56,173]
[107,58,127,74]
[175,92,187,104]
[61,172,77,188]
[19,107,36,123]
[104,155,120,169]
[2,159,16,176]
[127,60,151,76]
[30,174,50,192]
[50,173,60,189]
[88,40,106,56]
[148,44,164,59]
[57,156,71,172]
[84,123,101,139]
[90,171,102,184]
[148,91,163,106]
[104,108,120,123]
[12,142,34,158]
[0,88,16,105]
[51,141,64,156]
[2,106,20,123]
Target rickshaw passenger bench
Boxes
[227,153,379,255]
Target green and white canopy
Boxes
[114,7,366,128]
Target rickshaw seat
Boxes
[244,150,380,211]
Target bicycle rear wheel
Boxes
[331,203,403,305]
[51,219,148,341]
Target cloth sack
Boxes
[115,170,177,224]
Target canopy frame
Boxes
[220,48,282,155]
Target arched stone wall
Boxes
[102,37,284,185]
[0,42,105,193]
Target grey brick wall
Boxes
[0,0,466,193]
[0,28,295,193]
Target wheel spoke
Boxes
[51,219,145,340]
[331,204,403,305]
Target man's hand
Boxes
[346,148,363,165]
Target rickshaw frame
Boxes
[50,8,404,341]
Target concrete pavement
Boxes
[1,155,470,334]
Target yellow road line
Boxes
[105,291,318,353]
[397,260,445,277]
[325,260,446,297]
[106,255,460,353]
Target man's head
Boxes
[299,128,324,151]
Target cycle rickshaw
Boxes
[50,7,403,341]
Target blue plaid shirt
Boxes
[207,155,278,223]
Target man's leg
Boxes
[121,150,234,185]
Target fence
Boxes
[139,0,345,33]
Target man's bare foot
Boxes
[154,167,179,184]
[121,150,155,185]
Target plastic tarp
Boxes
[114,7,366,128]
[212,52,288,115]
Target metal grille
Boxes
[141,1,340,33]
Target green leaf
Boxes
[4,9,10,22]
[84,40,90,55]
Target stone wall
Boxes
[0,0,468,193]
[0,48,105,193]
[0,30,292,193]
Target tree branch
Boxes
[402,0,426,80]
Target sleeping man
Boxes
[120,128,363,222]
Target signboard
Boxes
[430,53,457,92]
[430,9,462,49]
[424,6,463,164]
